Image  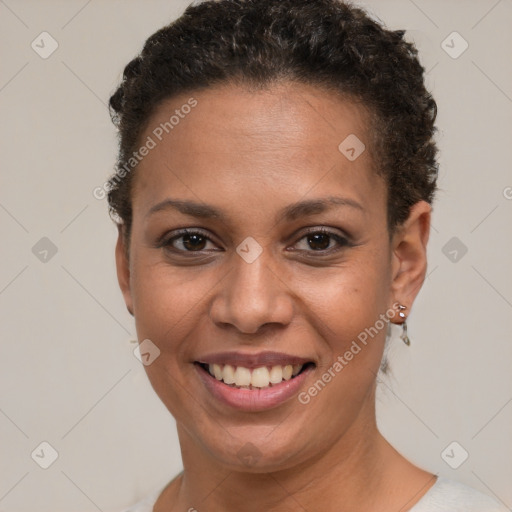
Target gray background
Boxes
[1,0,511,510]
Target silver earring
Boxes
[398,304,410,346]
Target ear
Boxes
[115,225,134,316]
[390,201,431,323]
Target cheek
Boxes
[129,260,214,414]
[299,264,390,411]
[306,250,391,337]
[304,253,392,402]
[131,261,212,341]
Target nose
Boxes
[209,250,294,335]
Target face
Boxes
[116,81,429,472]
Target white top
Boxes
[122,476,508,511]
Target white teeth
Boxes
[234,366,252,386]
[282,365,293,380]
[251,367,270,388]
[205,363,304,388]
[269,365,283,384]
[223,364,236,384]
[212,363,223,380]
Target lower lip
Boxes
[195,364,314,412]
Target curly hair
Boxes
[108,0,438,243]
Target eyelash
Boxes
[158,227,351,257]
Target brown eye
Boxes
[181,233,207,251]
[293,229,350,253]
[161,229,219,253]
[306,233,331,251]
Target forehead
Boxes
[132,81,384,220]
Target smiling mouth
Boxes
[195,362,315,389]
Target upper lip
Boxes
[195,351,314,369]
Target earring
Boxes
[398,304,410,346]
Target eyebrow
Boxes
[146,196,364,223]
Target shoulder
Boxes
[411,477,508,512]
[120,488,161,512]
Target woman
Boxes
[107,0,507,510]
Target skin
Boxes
[116,81,435,511]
